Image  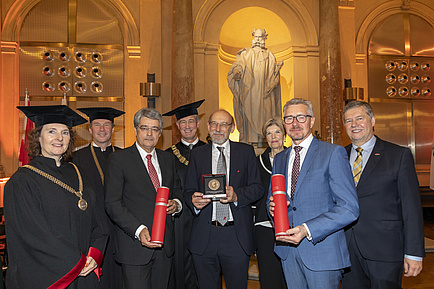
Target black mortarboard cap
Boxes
[17,105,87,127]
[162,99,205,121]
[77,107,125,122]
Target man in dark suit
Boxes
[73,107,124,289]
[105,108,183,289]
[184,109,263,289]
[163,100,206,289]
[341,101,424,289]
[268,98,359,289]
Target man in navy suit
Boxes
[341,101,424,289]
[184,109,263,289]
[105,108,183,289]
[268,98,359,289]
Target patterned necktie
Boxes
[146,154,160,191]
[353,147,363,186]
[216,146,229,225]
[290,146,302,199]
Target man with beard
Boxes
[73,107,124,289]
[184,109,263,289]
[228,28,283,145]
[268,98,359,289]
[163,100,206,289]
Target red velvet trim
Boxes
[48,253,86,289]
[88,247,103,278]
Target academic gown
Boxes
[73,144,122,289]
[4,156,108,289]
[166,140,206,289]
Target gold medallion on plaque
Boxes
[208,179,220,191]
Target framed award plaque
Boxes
[202,174,226,199]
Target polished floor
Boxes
[224,209,434,289]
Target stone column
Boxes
[171,0,194,143]
[319,0,343,145]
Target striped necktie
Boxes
[216,146,229,225]
[352,147,363,186]
[290,146,302,199]
[146,154,160,191]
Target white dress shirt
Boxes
[286,134,314,240]
[134,143,181,240]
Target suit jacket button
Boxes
[293,207,297,211]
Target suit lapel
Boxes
[358,137,384,187]
[282,147,291,192]
[229,141,235,185]
[157,149,168,187]
[294,137,318,197]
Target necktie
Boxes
[146,154,160,191]
[290,146,302,199]
[353,147,363,186]
[216,146,229,225]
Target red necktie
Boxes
[146,154,160,191]
[290,146,302,199]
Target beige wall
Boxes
[1,0,434,176]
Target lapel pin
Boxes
[375,153,380,156]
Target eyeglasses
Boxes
[283,114,312,124]
[139,126,160,133]
[208,121,232,129]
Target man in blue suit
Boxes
[184,109,263,289]
[268,98,359,289]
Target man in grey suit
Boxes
[105,108,182,289]
[341,101,424,289]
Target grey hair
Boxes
[262,118,286,138]
[134,108,163,129]
[282,98,314,117]
[343,101,375,120]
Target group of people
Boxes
[3,97,424,289]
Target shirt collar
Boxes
[92,141,111,152]
[213,140,230,151]
[135,142,156,159]
[181,137,199,146]
[292,133,314,151]
[352,135,376,151]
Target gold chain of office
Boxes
[171,145,189,166]
[23,163,88,211]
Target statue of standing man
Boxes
[228,28,284,145]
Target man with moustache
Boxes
[341,101,424,289]
[228,28,283,144]
[105,108,183,289]
[268,98,359,289]
[184,109,263,289]
[73,107,124,289]
[163,100,206,289]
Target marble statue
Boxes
[227,28,284,145]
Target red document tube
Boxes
[151,186,170,244]
[271,174,290,236]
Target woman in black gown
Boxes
[4,105,108,289]
[254,118,287,289]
